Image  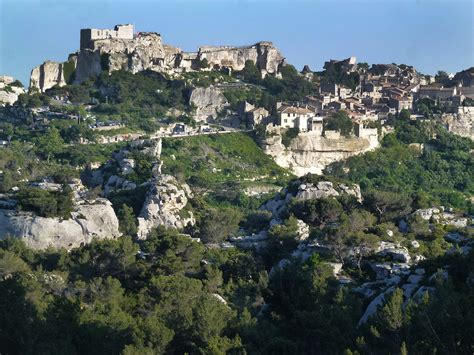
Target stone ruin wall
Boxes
[29,25,286,91]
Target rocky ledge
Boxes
[0,198,120,250]
[262,132,379,176]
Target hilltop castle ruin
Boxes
[30,24,286,92]
[80,24,134,49]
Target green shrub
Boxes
[281,127,299,147]
[62,60,76,84]
[17,185,74,218]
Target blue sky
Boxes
[1,0,473,86]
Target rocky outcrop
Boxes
[412,206,469,228]
[188,87,229,121]
[29,61,66,92]
[377,241,411,263]
[137,174,195,238]
[261,132,379,176]
[75,32,180,82]
[440,108,474,140]
[261,180,362,220]
[0,76,25,106]
[30,25,286,89]
[0,198,120,250]
[296,181,362,202]
[198,42,285,77]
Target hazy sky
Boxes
[1,0,473,86]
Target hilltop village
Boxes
[0,24,473,354]
[1,25,473,176]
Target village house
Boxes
[277,104,316,131]
[389,95,413,111]
[308,116,324,135]
[237,101,270,127]
[320,83,351,99]
[304,96,325,113]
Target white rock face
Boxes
[295,219,310,241]
[137,175,195,238]
[262,133,379,176]
[0,76,25,106]
[260,190,292,218]
[0,198,120,250]
[377,241,411,263]
[413,207,469,227]
[29,61,66,92]
[440,108,474,140]
[261,181,362,222]
[76,32,175,82]
[198,42,285,77]
[188,87,229,121]
[414,207,440,220]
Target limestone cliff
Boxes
[75,36,285,83]
[441,107,474,140]
[29,61,66,92]
[0,76,25,106]
[0,198,120,250]
[262,132,379,176]
[188,86,229,121]
[75,32,179,82]
[197,42,284,77]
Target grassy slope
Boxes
[160,132,292,189]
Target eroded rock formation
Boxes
[29,61,66,92]
[137,174,195,238]
[0,76,25,106]
[262,132,379,176]
[440,107,474,140]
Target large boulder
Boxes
[188,87,229,121]
[0,198,120,250]
[137,175,195,238]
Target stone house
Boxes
[304,95,325,113]
[247,107,270,126]
[237,101,270,127]
[277,105,316,131]
[308,116,324,135]
[321,83,339,95]
[389,95,413,111]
